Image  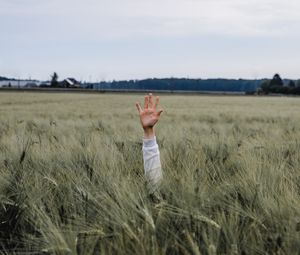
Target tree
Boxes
[260,79,271,93]
[288,80,295,88]
[267,73,286,94]
[269,73,283,87]
[50,72,59,87]
[296,80,300,88]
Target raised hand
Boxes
[136,93,163,138]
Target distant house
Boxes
[59,78,80,88]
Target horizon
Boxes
[2,73,298,83]
[1,0,300,81]
[1,74,296,83]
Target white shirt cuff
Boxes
[143,137,157,147]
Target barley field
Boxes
[0,92,300,255]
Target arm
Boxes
[143,136,162,193]
[136,93,163,193]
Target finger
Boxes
[136,102,142,113]
[144,95,149,109]
[148,93,153,108]
[157,109,163,116]
[154,96,159,109]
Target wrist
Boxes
[143,127,155,139]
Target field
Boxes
[1,92,300,254]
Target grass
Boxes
[0,92,300,254]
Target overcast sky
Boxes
[1,0,299,81]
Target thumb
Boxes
[157,109,163,116]
[136,102,142,113]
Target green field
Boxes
[1,92,300,254]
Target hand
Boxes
[136,93,163,138]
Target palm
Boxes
[136,94,163,129]
[140,108,159,128]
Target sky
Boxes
[1,0,300,81]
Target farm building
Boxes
[59,78,81,88]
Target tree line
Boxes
[3,72,299,95]
[87,74,300,95]
[259,74,300,95]
[89,78,259,93]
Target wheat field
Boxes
[0,92,300,254]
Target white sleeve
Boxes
[142,137,162,193]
